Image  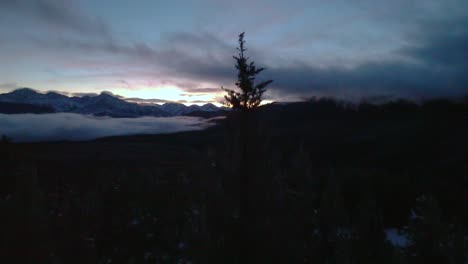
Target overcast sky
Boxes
[0,0,467,103]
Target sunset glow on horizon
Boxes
[115,86,221,104]
[0,0,466,102]
[0,2,466,261]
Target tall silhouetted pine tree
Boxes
[222,32,272,263]
[222,32,272,111]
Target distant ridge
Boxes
[0,88,227,117]
[0,101,54,114]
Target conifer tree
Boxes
[222,32,272,111]
[222,32,273,263]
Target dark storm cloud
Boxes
[6,18,468,99]
[161,32,232,53]
[0,0,109,36]
[0,113,212,142]
[1,0,466,100]
[115,37,235,83]
[264,61,463,99]
[25,32,234,82]
[86,15,464,100]
[143,11,467,100]
[162,15,468,100]
[264,14,468,99]
[402,16,468,67]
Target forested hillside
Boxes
[0,98,466,263]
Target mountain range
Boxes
[0,88,226,117]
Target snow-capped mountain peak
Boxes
[0,88,226,117]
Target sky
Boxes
[0,0,467,104]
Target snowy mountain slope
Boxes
[0,88,81,112]
[0,88,226,117]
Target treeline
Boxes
[260,96,467,120]
[0,97,466,263]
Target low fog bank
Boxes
[0,113,215,142]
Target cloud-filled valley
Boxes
[0,113,213,142]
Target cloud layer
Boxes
[0,113,212,142]
[0,0,466,101]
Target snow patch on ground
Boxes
[385,228,411,248]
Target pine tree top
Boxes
[222,32,273,111]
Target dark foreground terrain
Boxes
[0,98,467,263]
